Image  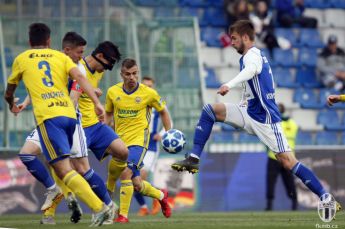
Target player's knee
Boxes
[209,103,226,122]
[133,183,142,192]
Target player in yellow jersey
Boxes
[70,41,129,224]
[105,58,172,223]
[4,23,111,227]
[327,94,345,106]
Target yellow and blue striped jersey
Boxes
[7,49,77,125]
[105,82,166,148]
[78,58,104,127]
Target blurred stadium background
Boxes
[0,0,344,223]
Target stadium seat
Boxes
[202,8,227,27]
[201,47,223,67]
[275,28,299,47]
[304,9,326,27]
[210,0,224,7]
[272,67,300,88]
[299,29,324,48]
[329,0,345,8]
[316,131,339,145]
[340,132,345,144]
[293,88,324,109]
[212,131,234,143]
[298,48,318,67]
[296,131,314,145]
[205,68,221,88]
[317,110,345,131]
[319,89,345,109]
[324,9,345,28]
[295,67,322,88]
[304,0,330,8]
[181,0,211,7]
[238,132,260,143]
[200,27,223,47]
[273,49,296,67]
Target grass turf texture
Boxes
[0,211,344,229]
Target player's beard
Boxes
[235,40,245,54]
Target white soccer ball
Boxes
[161,129,186,154]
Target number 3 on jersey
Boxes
[39,61,54,87]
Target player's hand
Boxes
[94,88,103,97]
[10,98,21,116]
[153,133,162,141]
[17,100,29,112]
[327,95,341,106]
[94,103,105,122]
[217,85,230,96]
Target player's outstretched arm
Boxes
[69,67,105,121]
[327,94,344,106]
[159,108,172,131]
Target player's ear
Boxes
[47,38,51,48]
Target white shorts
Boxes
[25,122,88,158]
[224,103,291,153]
[142,150,159,173]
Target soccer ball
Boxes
[161,129,186,154]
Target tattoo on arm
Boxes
[4,83,17,109]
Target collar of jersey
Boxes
[122,82,139,95]
[83,57,95,74]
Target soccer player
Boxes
[134,76,171,216]
[17,32,88,224]
[17,32,118,224]
[327,94,345,106]
[105,59,172,223]
[4,23,111,226]
[171,20,339,204]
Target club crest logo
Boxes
[135,97,142,103]
[318,193,337,223]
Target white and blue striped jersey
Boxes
[240,47,281,124]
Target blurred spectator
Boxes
[266,103,298,211]
[224,0,250,25]
[317,35,345,91]
[249,0,279,56]
[276,0,317,28]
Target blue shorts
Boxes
[127,146,147,178]
[37,117,76,164]
[84,122,119,161]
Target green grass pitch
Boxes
[0,211,344,229]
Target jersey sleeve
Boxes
[150,89,166,112]
[7,56,23,85]
[243,50,263,75]
[65,54,78,75]
[105,89,114,113]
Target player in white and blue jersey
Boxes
[172,20,338,204]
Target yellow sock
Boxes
[140,180,162,200]
[119,180,133,218]
[106,158,127,192]
[63,170,103,212]
[50,166,75,198]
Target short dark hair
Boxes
[142,76,155,83]
[29,23,51,46]
[62,32,87,49]
[229,20,255,41]
[121,58,137,70]
[93,41,121,64]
